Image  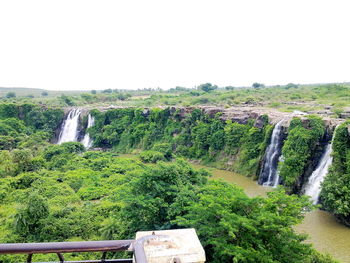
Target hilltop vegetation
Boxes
[0,87,83,98]
[1,83,350,118]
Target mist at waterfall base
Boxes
[57,109,95,149]
[259,119,284,187]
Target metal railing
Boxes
[0,235,165,263]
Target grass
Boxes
[1,83,349,117]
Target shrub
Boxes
[151,143,172,159]
[139,150,165,163]
[290,93,302,100]
[78,186,105,200]
[6,92,16,98]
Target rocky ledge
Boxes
[64,105,344,130]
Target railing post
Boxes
[27,253,33,263]
[57,253,64,262]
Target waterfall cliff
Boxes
[81,114,95,149]
[259,119,285,187]
[57,109,82,144]
[303,144,333,204]
[303,126,339,204]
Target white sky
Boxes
[0,0,349,91]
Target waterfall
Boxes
[81,114,95,149]
[57,109,82,144]
[304,143,333,204]
[259,119,285,187]
[272,156,283,187]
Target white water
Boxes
[57,109,82,144]
[272,156,283,187]
[261,119,284,187]
[81,114,95,149]
[304,143,333,204]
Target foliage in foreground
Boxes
[175,182,335,263]
[0,141,335,262]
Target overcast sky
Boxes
[0,0,349,91]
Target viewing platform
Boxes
[0,228,205,263]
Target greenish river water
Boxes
[191,164,350,263]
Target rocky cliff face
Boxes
[93,105,342,129]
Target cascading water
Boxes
[81,114,95,149]
[259,119,285,187]
[57,108,82,144]
[304,132,335,204]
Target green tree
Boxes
[0,135,16,150]
[112,160,209,238]
[139,150,165,163]
[285,83,298,89]
[102,89,112,93]
[252,83,265,89]
[13,192,49,241]
[12,149,33,173]
[198,83,218,92]
[174,181,315,263]
[59,95,75,106]
[152,143,172,159]
[224,121,249,154]
[0,103,18,118]
[0,150,17,177]
[6,92,16,98]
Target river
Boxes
[191,164,350,263]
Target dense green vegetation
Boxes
[0,144,335,263]
[89,108,272,176]
[0,103,63,134]
[175,183,335,263]
[0,103,338,262]
[321,121,350,226]
[278,116,326,192]
[0,103,63,153]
